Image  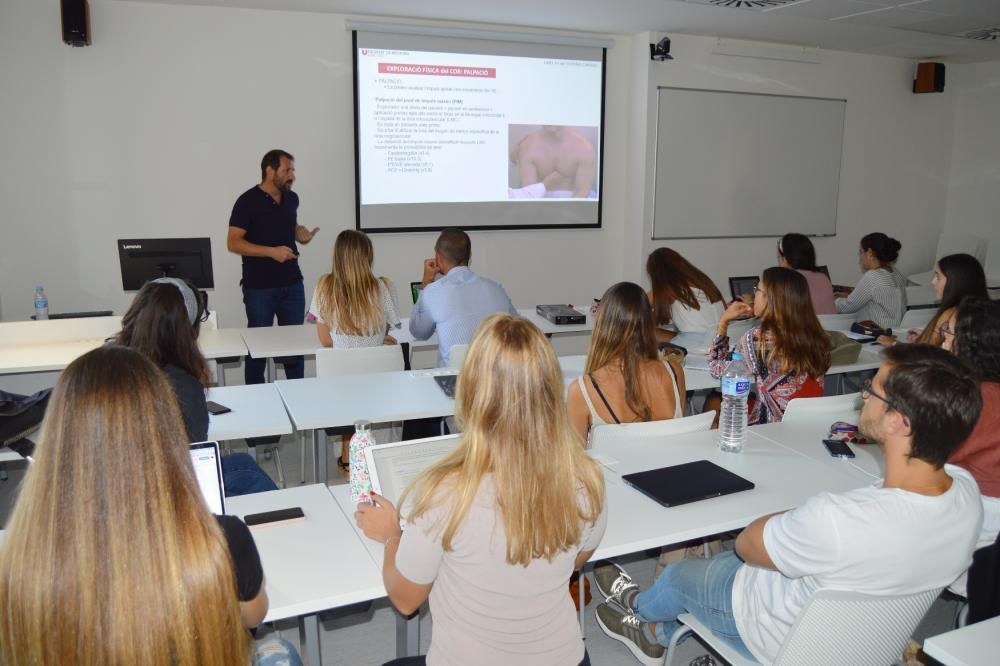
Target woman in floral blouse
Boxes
[707,267,832,425]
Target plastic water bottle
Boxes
[719,352,751,453]
[349,420,375,503]
[33,285,49,320]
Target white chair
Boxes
[816,312,856,331]
[908,233,988,286]
[311,345,406,482]
[782,393,860,425]
[447,344,468,369]
[664,587,942,666]
[589,411,715,448]
[898,308,936,332]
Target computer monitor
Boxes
[118,238,214,291]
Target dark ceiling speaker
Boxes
[913,62,945,94]
[650,37,673,61]
[61,0,91,47]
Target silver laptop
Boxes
[189,441,226,515]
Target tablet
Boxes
[622,460,754,507]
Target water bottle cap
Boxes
[353,420,372,431]
[731,352,744,361]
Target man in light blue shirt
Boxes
[409,228,517,367]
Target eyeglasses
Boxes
[861,378,896,410]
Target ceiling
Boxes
[127,0,1000,63]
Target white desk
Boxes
[227,484,385,666]
[206,384,292,442]
[750,420,883,481]
[924,615,1000,666]
[1,448,23,463]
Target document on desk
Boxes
[365,435,461,508]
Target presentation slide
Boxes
[354,32,605,232]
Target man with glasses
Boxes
[594,344,984,666]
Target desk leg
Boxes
[215,359,226,387]
[266,358,275,383]
[312,429,327,485]
[299,613,321,666]
[395,610,420,658]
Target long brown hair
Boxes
[646,247,723,326]
[0,346,249,665]
[585,282,660,421]
[403,314,605,566]
[113,279,209,385]
[757,267,831,378]
[315,229,384,336]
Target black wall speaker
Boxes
[913,62,945,94]
[61,0,91,47]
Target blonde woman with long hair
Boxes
[309,228,401,348]
[0,346,295,665]
[356,314,607,666]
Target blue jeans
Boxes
[633,551,754,659]
[222,453,278,496]
[243,282,306,384]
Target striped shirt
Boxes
[835,268,907,329]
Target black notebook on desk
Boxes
[622,460,754,507]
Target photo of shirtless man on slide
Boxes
[508,125,598,199]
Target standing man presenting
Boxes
[228,149,319,383]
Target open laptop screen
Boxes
[410,281,424,304]
[728,276,759,303]
[189,441,226,515]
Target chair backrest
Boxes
[448,344,468,369]
[775,587,942,666]
[899,308,936,331]
[817,312,857,331]
[782,393,861,425]
[589,411,715,448]
[315,345,404,378]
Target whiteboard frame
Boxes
[650,86,846,241]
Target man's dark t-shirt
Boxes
[229,186,303,288]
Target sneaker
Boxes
[689,656,717,666]
[595,602,666,666]
[594,560,641,610]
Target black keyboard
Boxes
[434,374,458,398]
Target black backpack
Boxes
[0,388,52,458]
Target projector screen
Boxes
[353,30,606,233]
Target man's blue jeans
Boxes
[222,453,278,496]
[243,282,305,384]
[633,551,754,659]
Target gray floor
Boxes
[0,434,960,665]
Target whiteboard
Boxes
[652,88,845,239]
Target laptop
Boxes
[621,460,754,507]
[410,281,424,304]
[728,276,759,303]
[189,441,226,515]
[434,374,458,398]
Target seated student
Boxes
[0,346,299,665]
[943,297,1000,554]
[878,253,988,347]
[409,228,517,367]
[594,344,983,665]
[645,247,725,340]
[356,314,607,666]
[567,282,686,444]
[708,267,831,425]
[113,278,277,496]
[777,233,835,314]
[309,228,401,348]
[835,232,907,329]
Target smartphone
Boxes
[822,439,856,459]
[244,507,305,526]
[206,400,231,415]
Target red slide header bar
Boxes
[378,63,496,78]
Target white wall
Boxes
[942,61,1000,277]
[624,33,958,292]
[0,1,967,330]
[0,0,629,328]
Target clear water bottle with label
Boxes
[34,285,49,320]
[349,420,375,503]
[719,352,751,453]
